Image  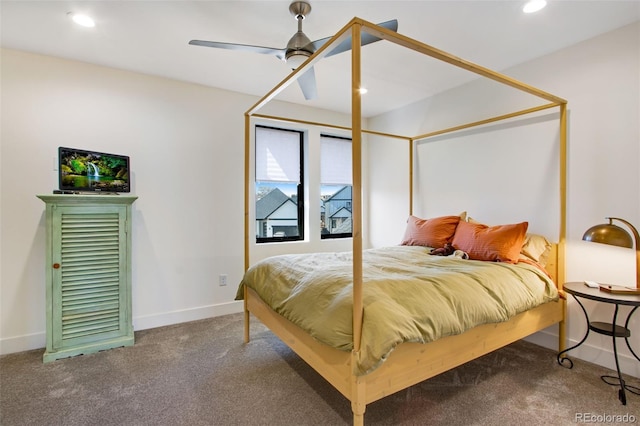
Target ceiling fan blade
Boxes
[308,19,398,58]
[297,66,318,100]
[189,40,287,60]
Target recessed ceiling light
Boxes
[67,12,95,28]
[523,0,547,14]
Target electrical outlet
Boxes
[219,274,228,286]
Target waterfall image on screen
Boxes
[58,147,130,192]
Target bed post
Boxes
[557,102,568,352]
[409,138,414,215]
[244,113,251,344]
[350,20,366,425]
[351,19,363,352]
[351,381,365,425]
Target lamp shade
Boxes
[582,222,633,248]
[583,217,640,293]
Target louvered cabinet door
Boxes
[39,195,137,363]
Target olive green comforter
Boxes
[237,245,558,375]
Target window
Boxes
[255,126,304,243]
[320,134,352,239]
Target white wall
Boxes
[0,48,354,354]
[368,22,639,378]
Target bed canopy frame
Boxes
[242,18,568,425]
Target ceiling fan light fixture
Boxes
[67,12,95,28]
[285,28,313,69]
[286,50,311,69]
[523,0,547,14]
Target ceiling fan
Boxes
[189,1,398,100]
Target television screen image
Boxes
[58,147,130,193]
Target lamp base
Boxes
[599,284,640,295]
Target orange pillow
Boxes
[451,220,528,263]
[400,215,461,248]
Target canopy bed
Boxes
[239,18,568,425]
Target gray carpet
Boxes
[1,313,638,425]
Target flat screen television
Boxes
[58,147,131,193]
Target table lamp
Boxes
[582,217,640,295]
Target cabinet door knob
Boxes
[52,263,60,269]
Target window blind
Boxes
[321,136,352,185]
[255,127,300,183]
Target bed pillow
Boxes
[466,216,551,266]
[400,214,461,248]
[451,220,528,263]
[519,233,552,266]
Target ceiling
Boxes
[2,1,639,117]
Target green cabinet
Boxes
[37,194,137,362]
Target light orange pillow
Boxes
[519,233,552,266]
[400,215,461,248]
[451,220,528,263]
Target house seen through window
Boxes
[320,134,353,239]
[255,126,352,243]
[255,126,303,243]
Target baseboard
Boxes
[0,301,244,356]
[132,301,244,331]
[0,332,47,356]
[525,327,640,379]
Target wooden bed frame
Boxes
[242,18,568,425]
